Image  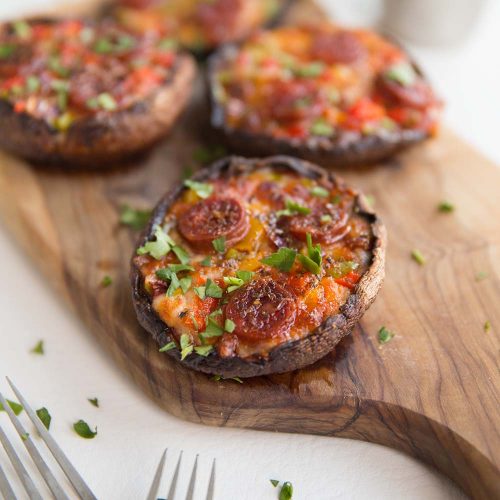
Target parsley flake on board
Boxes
[73,420,97,439]
[411,249,426,266]
[0,399,23,416]
[270,479,280,487]
[212,236,226,253]
[36,407,51,430]
[119,204,151,230]
[88,398,99,408]
[438,201,455,213]
[31,340,44,355]
[184,179,213,199]
[276,199,311,217]
[484,320,491,333]
[297,233,322,275]
[378,326,395,344]
[101,275,112,287]
[475,271,488,282]
[261,247,297,273]
[279,481,294,500]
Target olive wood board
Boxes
[0,1,499,498]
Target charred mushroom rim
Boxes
[208,24,441,167]
[0,18,195,166]
[131,156,386,378]
[114,0,292,54]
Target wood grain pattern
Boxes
[0,1,499,498]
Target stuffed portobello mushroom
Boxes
[208,24,441,167]
[113,0,291,54]
[0,18,195,166]
[131,156,386,378]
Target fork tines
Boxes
[147,449,216,500]
[0,377,97,500]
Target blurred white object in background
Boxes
[381,0,487,45]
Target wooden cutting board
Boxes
[0,1,498,498]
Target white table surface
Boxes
[0,1,497,499]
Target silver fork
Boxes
[0,377,96,500]
[147,449,216,500]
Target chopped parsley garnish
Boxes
[180,334,194,360]
[378,326,395,344]
[310,186,329,198]
[297,233,322,275]
[184,179,213,199]
[294,61,325,78]
[411,249,426,266]
[88,398,99,408]
[13,21,32,39]
[328,261,359,279]
[159,341,176,352]
[199,318,224,340]
[21,433,29,441]
[224,319,236,333]
[26,75,40,92]
[438,201,455,213]
[31,340,44,355]
[277,199,311,217]
[137,225,173,259]
[97,92,117,111]
[73,420,97,439]
[0,399,23,416]
[194,286,206,299]
[119,204,151,230]
[212,236,226,253]
[200,256,212,266]
[194,345,213,356]
[385,62,417,87]
[179,276,192,293]
[205,279,223,298]
[172,245,190,265]
[223,270,254,293]
[279,481,293,500]
[101,275,112,287]
[484,320,491,333]
[36,407,51,430]
[157,37,178,50]
[270,479,280,487]
[331,194,341,204]
[311,119,334,137]
[0,44,15,59]
[320,214,332,224]
[261,247,297,272]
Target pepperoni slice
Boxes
[289,208,350,245]
[178,197,249,250]
[311,31,367,65]
[225,278,297,341]
[377,75,434,110]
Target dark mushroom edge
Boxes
[207,25,440,167]
[0,18,196,167]
[131,155,386,378]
